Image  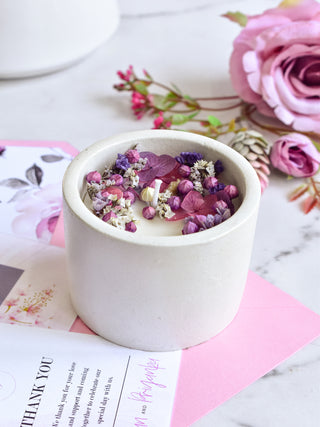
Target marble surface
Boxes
[0,0,319,425]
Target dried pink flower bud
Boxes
[203,176,218,190]
[182,221,199,235]
[86,171,101,184]
[126,149,140,163]
[142,206,156,220]
[224,184,239,199]
[125,221,137,232]
[168,196,181,211]
[178,165,191,178]
[102,211,117,222]
[178,179,193,195]
[123,190,136,204]
[213,200,228,214]
[110,174,124,186]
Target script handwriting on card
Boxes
[129,358,166,404]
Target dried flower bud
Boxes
[86,171,102,184]
[168,196,181,211]
[126,149,140,164]
[224,184,239,199]
[178,165,191,178]
[142,206,156,220]
[110,174,124,186]
[178,179,193,195]
[203,176,218,191]
[123,190,136,204]
[182,221,199,235]
[102,211,117,222]
[141,186,155,202]
[125,221,137,232]
[213,200,228,214]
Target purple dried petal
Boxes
[180,190,205,213]
[209,183,226,194]
[92,198,108,211]
[0,146,6,156]
[214,160,224,175]
[176,152,203,166]
[116,153,131,171]
[154,155,176,176]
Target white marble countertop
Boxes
[1,0,319,426]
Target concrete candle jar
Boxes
[63,130,261,351]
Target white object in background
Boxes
[0,0,119,78]
[63,130,261,351]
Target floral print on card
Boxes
[0,146,73,243]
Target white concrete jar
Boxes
[0,0,119,78]
[63,130,261,351]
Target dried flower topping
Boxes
[85,147,239,234]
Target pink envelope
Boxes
[4,140,320,426]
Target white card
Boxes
[0,323,181,427]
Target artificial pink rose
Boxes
[270,133,320,177]
[230,0,320,133]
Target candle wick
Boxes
[151,179,162,208]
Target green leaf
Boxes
[170,83,182,95]
[207,115,222,127]
[171,114,189,125]
[171,112,199,125]
[222,11,248,27]
[132,81,148,96]
[153,94,178,110]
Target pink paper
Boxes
[7,141,320,427]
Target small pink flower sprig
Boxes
[114,65,320,213]
[85,148,239,235]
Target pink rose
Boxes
[270,133,320,177]
[230,0,320,133]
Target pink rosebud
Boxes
[178,165,191,178]
[110,174,123,186]
[142,206,156,220]
[213,200,228,214]
[102,211,117,222]
[270,133,320,178]
[203,176,218,191]
[178,179,193,195]
[126,149,140,163]
[86,171,101,184]
[182,221,199,235]
[168,196,181,211]
[224,184,239,199]
[125,221,137,233]
[123,190,136,204]
[101,186,123,200]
